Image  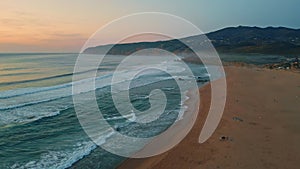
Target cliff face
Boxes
[84,26,300,55]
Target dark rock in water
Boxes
[27,116,36,119]
[114,124,120,132]
[196,76,209,82]
[197,79,209,82]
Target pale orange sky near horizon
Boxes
[1,0,191,52]
[0,0,123,52]
[1,0,299,52]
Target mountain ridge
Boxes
[84,26,300,56]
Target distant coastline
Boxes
[84,26,300,56]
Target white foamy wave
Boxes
[10,130,115,169]
[161,87,175,91]
[0,110,62,128]
[177,105,188,121]
[10,141,97,169]
[0,67,175,111]
[94,129,115,145]
[105,112,136,122]
[0,74,173,128]
[0,57,188,112]
[0,97,67,111]
[177,90,190,121]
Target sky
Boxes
[0,0,299,53]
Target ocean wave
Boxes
[0,68,112,99]
[10,130,115,169]
[0,76,170,111]
[0,72,39,77]
[0,60,187,101]
[0,84,71,100]
[0,73,74,86]
[0,96,70,111]
[105,112,136,122]
[10,141,97,169]
[0,66,106,87]
[0,74,112,109]
[177,90,190,121]
[0,61,192,130]
[0,109,64,128]
[0,67,28,71]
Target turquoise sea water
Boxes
[0,53,209,169]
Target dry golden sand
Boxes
[118,65,300,169]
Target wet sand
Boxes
[118,65,300,169]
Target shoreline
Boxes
[117,79,211,169]
[118,86,200,162]
[69,83,203,169]
[118,64,300,169]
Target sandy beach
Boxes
[118,65,300,169]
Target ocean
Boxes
[0,53,209,169]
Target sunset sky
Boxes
[1,0,299,53]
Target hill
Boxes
[84,26,300,56]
